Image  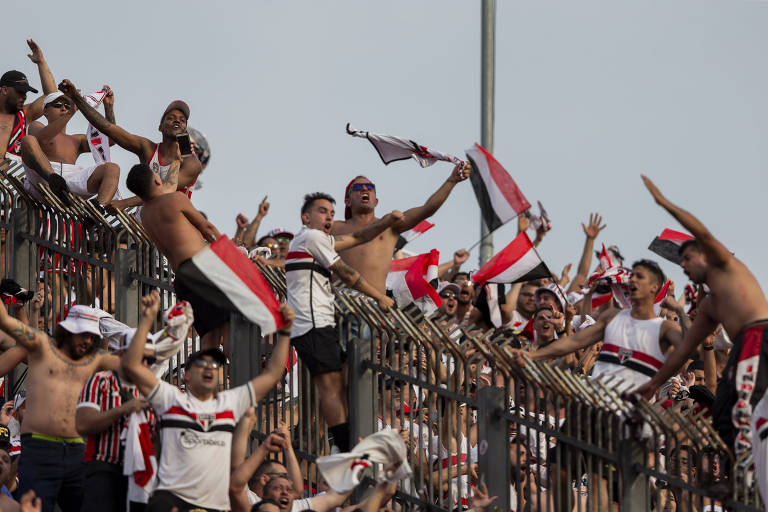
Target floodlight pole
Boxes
[479,0,496,266]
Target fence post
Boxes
[9,203,32,290]
[478,386,510,511]
[113,246,139,327]
[347,315,375,446]
[229,312,259,387]
[619,438,649,512]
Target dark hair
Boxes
[126,164,155,200]
[52,325,101,356]
[678,239,702,256]
[687,359,705,373]
[263,475,292,495]
[301,192,335,216]
[534,305,554,317]
[631,259,666,288]
[251,460,281,486]
[451,271,470,284]
[252,499,279,512]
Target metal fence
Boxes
[1,157,764,511]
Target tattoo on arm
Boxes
[72,95,112,133]
[163,160,181,189]
[331,261,358,285]
[352,274,363,289]
[11,324,37,342]
[105,106,115,124]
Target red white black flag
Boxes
[472,233,549,286]
[346,124,463,168]
[653,280,673,315]
[648,229,694,265]
[395,220,435,251]
[465,143,531,232]
[386,250,442,316]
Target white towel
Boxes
[122,411,157,504]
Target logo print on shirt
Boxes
[618,348,633,364]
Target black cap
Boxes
[0,71,38,94]
[185,348,227,370]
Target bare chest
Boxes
[42,133,81,164]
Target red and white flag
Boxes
[84,87,112,166]
[177,236,285,335]
[648,229,694,265]
[653,280,672,315]
[124,411,157,504]
[472,233,549,286]
[346,124,463,168]
[386,250,442,315]
[465,143,531,232]
[395,220,435,251]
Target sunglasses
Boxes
[276,237,291,243]
[350,183,375,192]
[191,358,221,369]
[440,292,456,300]
[47,102,72,110]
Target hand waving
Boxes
[581,213,606,240]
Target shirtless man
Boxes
[511,259,686,511]
[0,40,56,164]
[20,90,119,205]
[57,79,202,207]
[0,303,119,512]
[635,176,768,507]
[331,162,471,293]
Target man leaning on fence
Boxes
[286,192,400,452]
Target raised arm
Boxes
[438,249,469,281]
[274,421,304,499]
[393,162,471,233]
[229,432,278,512]
[78,86,118,153]
[329,259,394,311]
[249,304,294,400]
[333,210,404,252]
[242,197,269,249]
[566,213,605,293]
[121,292,160,396]
[0,302,47,352]
[180,196,221,243]
[22,39,56,121]
[58,79,154,159]
[76,394,148,436]
[520,310,614,362]
[642,175,731,267]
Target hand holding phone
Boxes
[176,132,192,156]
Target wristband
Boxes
[556,329,567,336]
[277,328,291,337]
[703,345,714,351]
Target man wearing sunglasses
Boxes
[20,90,120,206]
[0,40,57,164]
[332,162,471,294]
[122,292,296,512]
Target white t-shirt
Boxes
[148,380,255,510]
[286,227,340,337]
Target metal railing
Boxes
[1,158,763,511]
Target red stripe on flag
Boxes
[658,229,694,244]
[472,232,537,286]
[471,143,531,214]
[404,251,442,306]
[654,280,671,305]
[208,236,284,329]
[410,220,434,235]
[389,254,419,272]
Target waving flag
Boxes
[465,143,531,232]
[653,280,673,315]
[84,87,112,166]
[395,220,435,252]
[346,124,463,168]
[472,233,549,286]
[649,229,694,265]
[386,250,442,315]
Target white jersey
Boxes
[147,380,255,510]
[592,310,666,392]
[148,144,172,179]
[286,227,340,337]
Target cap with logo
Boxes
[0,71,38,94]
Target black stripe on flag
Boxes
[395,235,408,252]
[512,262,551,284]
[648,238,683,265]
[174,260,239,328]
[466,152,503,232]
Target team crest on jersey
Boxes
[618,348,633,364]
[198,412,215,430]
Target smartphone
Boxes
[176,132,193,156]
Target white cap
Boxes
[43,91,64,108]
[57,305,110,338]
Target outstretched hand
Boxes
[453,249,469,266]
[257,196,270,218]
[641,175,669,207]
[449,161,471,183]
[470,482,498,510]
[140,291,160,321]
[102,86,114,109]
[277,303,295,331]
[236,213,249,229]
[581,213,606,240]
[26,39,44,64]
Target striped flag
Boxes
[386,250,442,315]
[346,124,463,168]
[395,220,435,251]
[653,280,673,315]
[648,229,694,265]
[175,236,284,335]
[472,233,549,286]
[466,143,531,232]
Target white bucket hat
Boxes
[57,305,110,337]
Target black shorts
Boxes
[173,259,230,337]
[291,326,344,376]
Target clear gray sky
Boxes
[5,0,768,293]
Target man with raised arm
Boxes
[635,176,768,504]
[0,40,56,163]
[21,89,120,205]
[287,192,400,452]
[57,79,201,207]
[331,162,471,293]
[510,260,686,511]
[122,292,295,512]
[0,303,119,512]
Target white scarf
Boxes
[84,88,111,165]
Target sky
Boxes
[4,0,768,294]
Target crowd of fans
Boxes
[0,39,765,512]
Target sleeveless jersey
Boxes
[148,144,197,198]
[5,111,26,156]
[592,310,666,391]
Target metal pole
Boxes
[479,0,496,266]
